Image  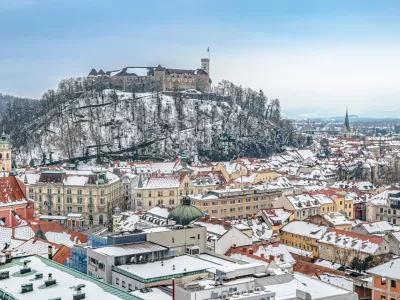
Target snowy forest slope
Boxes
[2,78,307,166]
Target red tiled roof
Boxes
[31,221,88,244]
[326,228,384,244]
[0,176,26,205]
[52,245,70,265]
[293,258,345,277]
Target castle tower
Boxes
[201,58,210,75]
[342,109,351,138]
[0,128,11,172]
[154,64,166,91]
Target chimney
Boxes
[249,248,254,255]
[269,255,274,261]
[48,246,53,260]
[233,244,237,249]
[242,247,248,253]
[260,253,265,259]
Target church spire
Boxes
[344,108,350,132]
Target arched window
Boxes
[6,153,9,159]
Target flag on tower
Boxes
[206,47,210,52]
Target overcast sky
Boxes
[1,0,400,118]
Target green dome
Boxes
[168,196,204,226]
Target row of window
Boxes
[0,153,10,159]
[37,196,105,205]
[204,204,271,215]
[202,197,273,206]
[35,188,105,195]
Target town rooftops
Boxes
[256,272,357,300]
[319,228,384,254]
[281,220,328,239]
[286,194,320,209]
[0,255,138,299]
[367,258,400,280]
[357,221,395,234]
[92,241,167,257]
[113,254,218,281]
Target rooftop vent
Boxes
[20,260,31,274]
[73,284,86,300]
[21,283,33,293]
[45,273,57,287]
[0,271,9,280]
[35,273,43,280]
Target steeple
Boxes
[344,108,350,132]
[137,173,143,188]
[1,127,8,146]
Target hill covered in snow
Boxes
[3,78,307,165]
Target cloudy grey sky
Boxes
[1,0,400,118]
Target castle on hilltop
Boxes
[88,57,211,92]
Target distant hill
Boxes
[0,93,38,122]
[2,78,307,166]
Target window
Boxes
[57,197,61,203]
[78,207,82,213]
[116,278,119,285]
[122,281,125,288]
[169,191,174,196]
[345,204,347,209]
[67,189,71,194]
[212,210,218,214]
[47,188,52,194]
[158,191,163,197]
[230,208,235,212]
[381,277,387,285]
[380,208,384,213]
[340,201,343,205]
[172,237,175,243]
[238,207,243,211]
[149,192,152,197]
[77,197,83,204]
[78,189,82,195]
[39,188,42,194]
[391,280,396,288]
[100,190,104,195]
[380,296,385,300]
[230,200,235,204]
[100,198,105,205]
[67,197,72,203]
[67,206,72,212]
[128,284,132,291]
[29,188,34,193]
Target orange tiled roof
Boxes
[0,176,26,205]
[52,245,70,265]
[31,221,88,244]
